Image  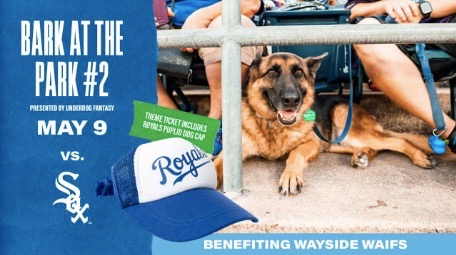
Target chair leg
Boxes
[163,76,197,113]
[353,61,364,104]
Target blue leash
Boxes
[415,43,448,154]
[415,43,446,130]
[313,45,353,144]
[385,15,447,154]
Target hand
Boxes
[384,0,422,23]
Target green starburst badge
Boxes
[303,109,316,122]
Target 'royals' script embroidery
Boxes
[151,145,211,185]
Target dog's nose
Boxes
[280,91,300,107]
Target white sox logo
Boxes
[53,171,90,224]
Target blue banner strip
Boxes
[153,233,456,255]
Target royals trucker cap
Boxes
[99,137,257,242]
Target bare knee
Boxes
[357,17,381,25]
[353,18,383,57]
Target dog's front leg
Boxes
[279,140,320,196]
[213,136,258,190]
[213,153,224,189]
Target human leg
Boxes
[156,76,178,109]
[353,18,456,146]
[204,62,223,119]
[198,15,263,120]
[199,15,263,156]
[202,62,252,119]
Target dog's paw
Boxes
[351,152,369,168]
[279,171,303,196]
[413,153,437,169]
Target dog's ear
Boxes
[248,55,263,81]
[306,52,328,78]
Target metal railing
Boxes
[157,1,456,193]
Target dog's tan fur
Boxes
[213,52,437,196]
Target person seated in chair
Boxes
[156,0,264,121]
[345,0,456,153]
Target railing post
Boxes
[221,0,243,193]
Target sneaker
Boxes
[212,127,223,157]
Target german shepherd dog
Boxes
[213,52,437,196]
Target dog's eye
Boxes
[267,69,278,77]
[294,69,304,77]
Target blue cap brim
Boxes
[123,188,258,242]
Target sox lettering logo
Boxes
[53,171,90,224]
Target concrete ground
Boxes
[184,86,456,233]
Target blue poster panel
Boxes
[2,1,456,255]
[1,0,157,254]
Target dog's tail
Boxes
[385,130,456,160]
